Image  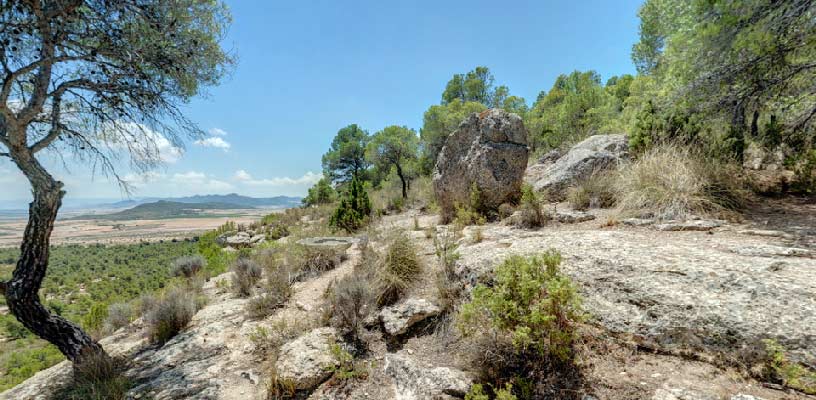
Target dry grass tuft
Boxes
[615,144,747,220]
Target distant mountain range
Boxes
[100,193,302,209]
[73,200,255,221]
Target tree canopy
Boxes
[0,0,233,364]
[321,124,370,184]
[366,125,419,199]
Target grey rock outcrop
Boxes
[433,109,529,221]
[379,298,441,336]
[274,327,339,390]
[525,134,628,200]
[384,352,473,399]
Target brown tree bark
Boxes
[1,140,105,363]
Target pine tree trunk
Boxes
[396,164,408,199]
[2,145,106,363]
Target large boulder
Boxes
[274,327,340,390]
[526,134,628,200]
[433,108,529,221]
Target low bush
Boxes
[377,233,422,306]
[171,255,206,278]
[330,176,371,232]
[465,383,517,400]
[54,352,129,400]
[326,273,375,346]
[103,302,133,332]
[566,171,617,211]
[247,251,296,319]
[498,203,516,220]
[434,230,462,311]
[764,339,816,394]
[145,287,203,345]
[514,185,548,229]
[231,258,263,298]
[615,144,748,220]
[459,250,583,363]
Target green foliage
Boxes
[442,66,496,105]
[527,70,621,152]
[327,343,369,381]
[2,316,30,340]
[514,185,548,228]
[419,100,487,173]
[465,383,517,400]
[199,228,237,276]
[377,233,422,306]
[83,303,109,333]
[629,0,816,162]
[322,124,371,184]
[303,177,337,206]
[330,176,372,232]
[0,344,64,392]
[459,251,584,362]
[366,125,420,199]
[764,339,816,394]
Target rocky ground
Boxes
[4,195,814,400]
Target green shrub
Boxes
[170,255,206,278]
[764,339,816,394]
[459,250,583,362]
[231,258,263,298]
[330,176,372,232]
[466,383,517,400]
[83,302,108,333]
[145,287,202,345]
[2,317,30,339]
[514,185,548,228]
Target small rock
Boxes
[622,218,654,227]
[652,387,718,400]
[737,229,795,239]
[380,299,441,336]
[556,211,596,224]
[275,327,340,390]
[654,220,722,232]
[730,395,765,400]
[385,352,473,399]
[730,245,812,258]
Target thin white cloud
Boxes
[234,169,252,181]
[194,137,231,151]
[166,171,235,192]
[232,170,322,187]
[208,128,228,136]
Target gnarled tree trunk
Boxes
[2,143,105,363]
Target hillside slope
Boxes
[3,202,814,399]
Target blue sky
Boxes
[1,0,642,207]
